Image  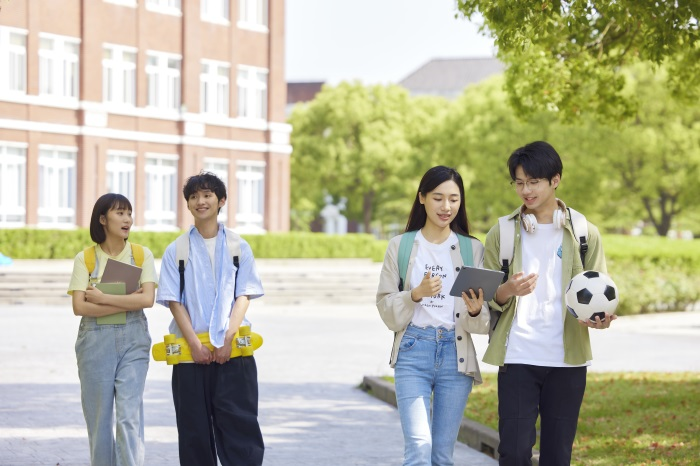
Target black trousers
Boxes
[172,357,264,466]
[497,364,587,466]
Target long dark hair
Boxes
[404,166,471,236]
[89,193,132,244]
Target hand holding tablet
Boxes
[449,266,505,302]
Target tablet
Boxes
[449,266,505,301]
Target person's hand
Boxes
[579,313,617,329]
[411,272,441,302]
[496,272,538,302]
[461,288,484,316]
[214,339,233,364]
[131,287,144,294]
[190,341,214,364]
[84,285,104,304]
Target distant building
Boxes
[0,0,290,233]
[286,81,324,115]
[399,57,504,100]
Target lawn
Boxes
[464,372,700,465]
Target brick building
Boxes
[0,0,290,233]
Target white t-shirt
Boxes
[505,223,587,366]
[409,230,457,329]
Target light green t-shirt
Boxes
[67,242,158,295]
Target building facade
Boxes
[0,0,290,233]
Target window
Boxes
[145,154,178,229]
[201,0,229,22]
[38,147,77,226]
[146,51,181,111]
[106,151,136,201]
[0,143,27,226]
[39,34,80,99]
[0,27,27,94]
[201,61,230,116]
[237,66,268,120]
[146,0,181,14]
[103,45,137,106]
[204,158,229,224]
[239,0,268,28]
[236,162,265,231]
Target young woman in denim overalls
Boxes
[67,193,157,466]
[377,166,491,466]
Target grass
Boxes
[385,372,700,465]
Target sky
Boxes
[285,0,497,85]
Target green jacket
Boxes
[482,206,607,367]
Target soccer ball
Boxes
[565,271,619,322]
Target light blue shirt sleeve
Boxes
[156,242,181,308]
[235,239,264,300]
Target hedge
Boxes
[0,229,697,315]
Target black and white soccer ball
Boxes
[565,271,619,322]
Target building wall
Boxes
[0,0,290,233]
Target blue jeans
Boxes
[394,324,474,466]
[75,311,151,466]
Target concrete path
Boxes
[1,259,699,465]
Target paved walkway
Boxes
[1,260,700,465]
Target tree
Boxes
[289,82,442,233]
[457,1,700,122]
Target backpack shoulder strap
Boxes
[498,215,516,283]
[175,232,190,299]
[130,243,145,267]
[567,207,589,267]
[397,231,417,292]
[83,246,97,276]
[457,234,474,267]
[224,228,241,269]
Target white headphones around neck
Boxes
[521,199,567,233]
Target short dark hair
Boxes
[183,171,227,213]
[405,166,471,236]
[89,193,132,244]
[507,141,563,182]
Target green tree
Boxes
[457,1,700,122]
[289,82,442,233]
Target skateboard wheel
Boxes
[166,355,179,365]
[164,334,176,344]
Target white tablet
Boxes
[449,266,505,301]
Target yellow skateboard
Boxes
[152,326,263,365]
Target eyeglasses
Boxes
[510,178,546,190]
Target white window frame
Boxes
[0,142,27,227]
[103,44,137,107]
[0,27,27,95]
[238,0,269,32]
[38,145,77,228]
[144,153,179,230]
[237,65,268,120]
[39,33,80,100]
[146,51,182,112]
[106,151,137,201]
[145,0,182,15]
[204,158,229,224]
[201,60,230,116]
[201,0,230,24]
[236,161,265,233]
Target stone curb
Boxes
[360,375,542,465]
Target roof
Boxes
[398,57,505,99]
[287,82,325,104]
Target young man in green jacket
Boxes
[483,141,616,465]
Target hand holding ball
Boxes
[565,271,619,322]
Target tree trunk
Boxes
[643,191,679,237]
[363,191,374,234]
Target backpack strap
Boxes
[130,243,145,267]
[498,215,516,283]
[567,207,589,268]
[175,228,241,300]
[397,231,417,292]
[83,246,96,276]
[457,234,474,267]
